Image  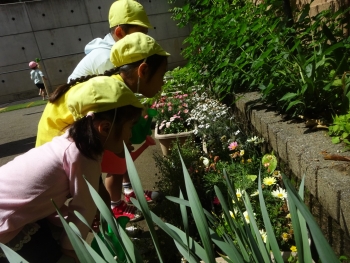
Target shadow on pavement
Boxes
[0,136,36,158]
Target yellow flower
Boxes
[290,246,297,252]
[229,210,235,218]
[263,176,276,186]
[240,150,245,156]
[282,232,290,241]
[285,213,291,219]
[247,159,252,163]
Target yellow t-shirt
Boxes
[35,74,123,147]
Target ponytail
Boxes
[49,67,120,103]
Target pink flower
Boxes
[182,103,188,107]
[167,102,172,106]
[183,109,189,113]
[168,106,172,111]
[183,94,188,97]
[228,141,238,150]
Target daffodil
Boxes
[263,176,276,186]
[250,190,259,197]
[232,189,245,203]
[229,210,235,218]
[243,211,256,224]
[259,229,267,243]
[271,187,287,199]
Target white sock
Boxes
[123,182,133,194]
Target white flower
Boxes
[243,211,256,224]
[202,157,209,167]
[229,210,235,218]
[259,229,267,243]
[232,189,244,203]
[250,190,259,197]
[247,136,258,143]
[271,187,287,199]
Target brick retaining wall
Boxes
[234,92,350,259]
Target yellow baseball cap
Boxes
[67,76,143,120]
[109,0,152,29]
[110,32,170,67]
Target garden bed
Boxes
[233,91,350,258]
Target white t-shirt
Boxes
[67,33,115,83]
[30,69,44,84]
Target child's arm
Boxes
[60,146,101,250]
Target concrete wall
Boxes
[0,0,190,103]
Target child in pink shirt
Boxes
[0,76,143,262]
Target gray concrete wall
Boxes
[0,0,190,103]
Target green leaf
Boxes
[258,171,284,263]
[83,177,143,263]
[283,174,340,263]
[74,211,115,262]
[0,243,29,263]
[123,143,163,262]
[52,199,95,263]
[243,192,271,262]
[279,92,298,102]
[179,149,215,262]
[331,136,341,144]
[246,175,257,181]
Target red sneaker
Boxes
[112,200,143,222]
[124,190,160,204]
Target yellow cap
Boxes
[67,76,143,120]
[109,0,152,29]
[110,32,170,67]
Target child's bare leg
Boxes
[105,173,123,202]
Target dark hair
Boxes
[119,54,167,82]
[110,24,139,35]
[49,54,167,103]
[69,105,142,160]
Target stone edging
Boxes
[233,92,350,257]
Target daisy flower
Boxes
[271,187,287,199]
[263,176,276,186]
[228,141,238,150]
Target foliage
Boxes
[169,0,350,119]
[328,111,350,149]
[1,147,341,263]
